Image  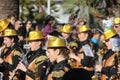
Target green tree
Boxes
[19,0,47,22]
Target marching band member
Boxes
[69,25,95,78]
[16,31,48,80]
[47,36,71,80]
[113,17,120,36]
[96,28,118,80]
[0,29,22,80]
[58,24,74,44]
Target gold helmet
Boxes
[77,25,91,33]
[3,29,17,36]
[0,19,10,32]
[114,18,120,25]
[47,36,66,48]
[58,24,73,33]
[26,31,44,41]
[104,28,117,40]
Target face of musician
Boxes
[78,32,88,41]
[46,48,59,63]
[105,40,112,50]
[28,40,41,51]
[3,37,14,47]
[61,32,71,39]
[114,24,120,33]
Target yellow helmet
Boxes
[77,25,91,33]
[47,36,66,48]
[26,31,44,41]
[104,28,117,40]
[58,24,73,33]
[114,18,120,25]
[3,29,17,36]
[0,19,10,32]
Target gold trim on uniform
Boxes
[26,55,47,80]
[36,55,48,66]
[51,70,65,78]
[13,51,21,57]
[4,49,16,65]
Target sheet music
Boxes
[110,38,120,51]
[82,45,94,57]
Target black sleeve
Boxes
[101,66,117,77]
[81,56,95,67]
[101,67,110,75]
[38,61,48,80]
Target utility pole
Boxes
[47,0,50,15]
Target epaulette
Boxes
[51,70,65,78]
[36,55,48,65]
[13,50,21,57]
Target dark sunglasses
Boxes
[19,23,22,25]
[114,24,120,28]
[114,25,119,28]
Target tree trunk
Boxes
[0,0,19,19]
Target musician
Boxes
[96,28,118,80]
[58,24,74,44]
[113,17,120,36]
[46,36,71,80]
[16,31,48,80]
[69,25,95,78]
[0,29,22,80]
[58,24,79,54]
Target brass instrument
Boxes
[110,75,118,80]
[92,48,105,80]
[67,41,79,68]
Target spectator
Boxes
[42,15,55,37]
